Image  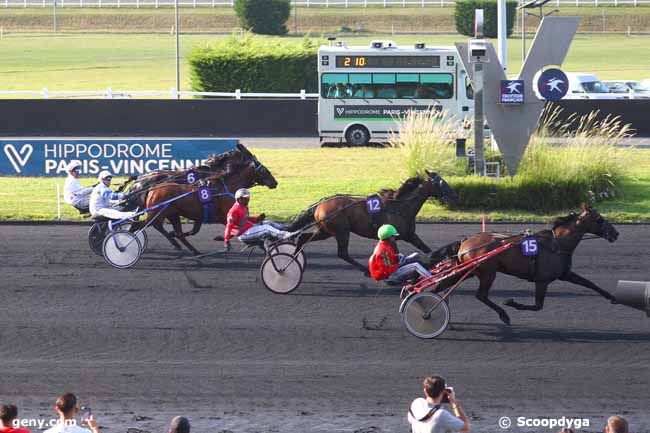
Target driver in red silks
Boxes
[223,188,292,250]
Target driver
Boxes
[223,188,293,251]
[369,224,432,283]
[89,170,139,221]
[63,161,93,212]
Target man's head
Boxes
[235,188,251,206]
[422,375,446,401]
[377,224,398,241]
[67,161,82,178]
[0,404,18,427]
[605,416,629,433]
[169,416,190,433]
[55,393,78,419]
[97,170,113,186]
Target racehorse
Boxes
[119,143,276,209]
[131,157,278,254]
[286,171,459,274]
[455,204,619,325]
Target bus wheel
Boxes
[345,125,370,147]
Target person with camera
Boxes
[408,375,470,433]
[44,393,98,433]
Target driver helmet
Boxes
[66,160,82,173]
[98,170,113,180]
[235,188,251,200]
[377,224,399,240]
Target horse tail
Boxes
[287,206,317,232]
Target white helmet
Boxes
[98,170,113,180]
[66,160,82,172]
[235,188,251,200]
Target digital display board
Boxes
[335,55,440,68]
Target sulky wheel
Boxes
[102,230,142,269]
[401,292,451,339]
[121,223,148,253]
[260,252,303,294]
[267,241,306,270]
[88,222,108,256]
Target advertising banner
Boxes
[334,105,442,119]
[0,138,238,176]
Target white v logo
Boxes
[3,144,34,174]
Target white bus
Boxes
[318,40,474,146]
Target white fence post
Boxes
[235,89,241,99]
[42,88,49,99]
[106,87,113,99]
[300,89,306,99]
[56,183,61,221]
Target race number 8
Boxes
[200,189,210,201]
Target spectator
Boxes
[43,393,98,433]
[0,404,30,433]
[407,375,470,433]
[605,416,629,433]
[169,417,190,433]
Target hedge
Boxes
[454,0,518,38]
[189,35,319,93]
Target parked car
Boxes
[565,73,627,100]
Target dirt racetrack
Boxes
[1,223,649,433]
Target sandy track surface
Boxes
[1,223,649,433]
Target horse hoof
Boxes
[499,313,511,325]
[503,298,516,307]
[610,297,618,305]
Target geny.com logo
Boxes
[13,418,78,430]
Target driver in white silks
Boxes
[223,188,293,251]
[63,161,93,212]
[89,170,139,221]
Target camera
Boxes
[468,39,489,63]
[440,386,454,403]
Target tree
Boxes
[234,0,291,36]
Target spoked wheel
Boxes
[102,230,142,269]
[120,223,148,253]
[401,292,451,339]
[88,222,108,256]
[267,241,306,269]
[260,252,303,294]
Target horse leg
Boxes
[402,232,432,254]
[182,219,202,237]
[169,217,201,255]
[559,271,617,303]
[151,218,183,251]
[475,271,511,325]
[504,281,550,311]
[334,230,369,275]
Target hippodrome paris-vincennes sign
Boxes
[0,138,238,176]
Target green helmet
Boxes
[377,224,398,240]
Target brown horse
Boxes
[455,204,619,325]
[132,158,277,254]
[287,171,459,273]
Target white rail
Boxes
[2,0,649,6]
[0,88,320,99]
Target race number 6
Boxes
[186,170,197,184]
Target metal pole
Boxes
[473,63,485,176]
[53,0,57,32]
[521,9,526,63]
[497,0,507,72]
[175,0,180,99]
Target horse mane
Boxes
[199,148,247,171]
[551,212,578,229]
[378,177,423,200]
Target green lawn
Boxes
[1,33,649,92]
[1,147,649,222]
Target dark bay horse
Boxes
[120,143,277,209]
[456,204,619,325]
[287,171,459,273]
[132,157,278,254]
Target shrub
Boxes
[454,0,518,38]
[234,0,291,35]
[393,107,633,212]
[189,34,319,93]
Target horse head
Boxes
[249,154,278,189]
[424,170,459,204]
[576,203,619,242]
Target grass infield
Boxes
[1,147,649,222]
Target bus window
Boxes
[349,74,373,98]
[396,73,419,98]
[420,73,454,99]
[373,73,397,99]
[321,73,350,98]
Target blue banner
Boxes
[0,138,238,176]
